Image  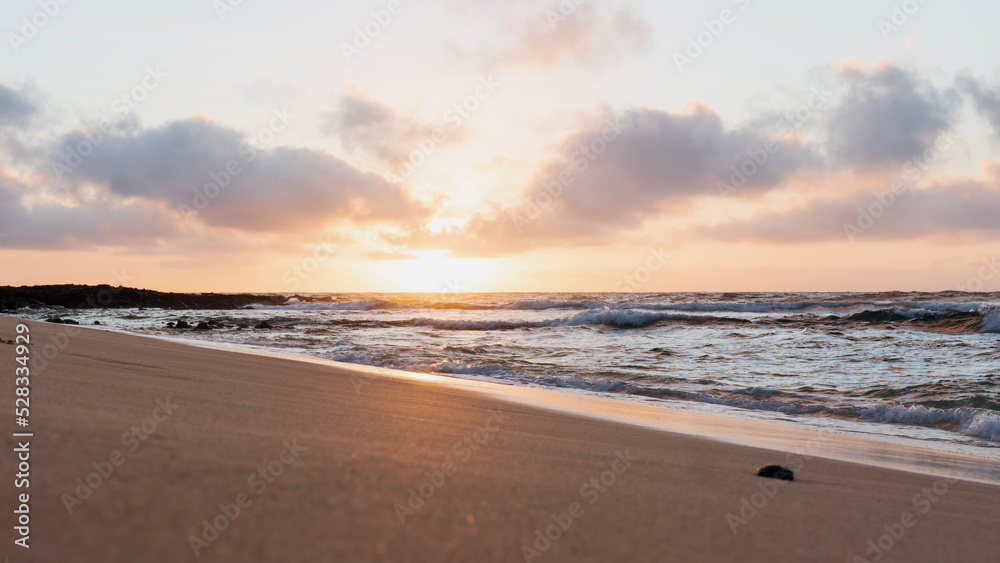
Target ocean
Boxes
[19,291,1000,452]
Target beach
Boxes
[3,316,999,562]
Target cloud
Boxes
[2,61,992,258]
[391,62,991,257]
[0,84,431,250]
[399,103,816,255]
[0,170,179,250]
[53,116,426,232]
[321,92,457,167]
[0,84,37,129]
[487,3,651,70]
[509,104,810,224]
[956,71,1000,138]
[825,62,956,168]
[707,169,1000,243]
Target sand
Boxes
[2,316,999,562]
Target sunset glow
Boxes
[1,0,999,292]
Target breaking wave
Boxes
[405,310,750,330]
[256,298,402,311]
[982,306,1000,333]
[858,405,1000,442]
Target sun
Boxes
[378,249,497,292]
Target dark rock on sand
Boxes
[756,465,794,481]
[46,317,80,325]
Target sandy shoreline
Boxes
[2,317,999,562]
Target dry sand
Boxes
[1,316,999,562]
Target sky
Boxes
[2,0,1000,292]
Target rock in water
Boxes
[255,320,273,329]
[195,322,211,330]
[756,465,794,481]
[174,320,191,329]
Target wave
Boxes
[841,305,1000,334]
[256,298,403,311]
[552,309,748,328]
[303,305,1000,334]
[404,309,751,331]
[243,294,1000,335]
[503,299,879,313]
[555,380,1000,443]
[504,299,605,310]
[277,298,853,313]
[411,307,998,334]
[982,307,1000,333]
[260,296,1000,320]
[429,360,511,376]
[634,386,1000,442]
[896,301,987,313]
[859,404,1000,442]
